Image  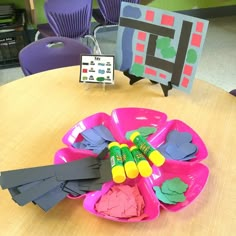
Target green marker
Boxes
[120,144,139,179]
[108,142,126,184]
[130,131,165,167]
[130,146,152,177]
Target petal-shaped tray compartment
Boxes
[62,112,118,153]
[149,119,208,162]
[54,147,97,199]
[111,107,167,145]
[83,178,160,222]
[148,160,209,212]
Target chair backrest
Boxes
[44,0,93,38]
[19,36,92,76]
[97,0,140,25]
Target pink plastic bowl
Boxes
[149,119,208,162]
[148,160,209,212]
[62,112,116,149]
[111,107,167,145]
[83,178,160,222]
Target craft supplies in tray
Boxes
[55,107,209,222]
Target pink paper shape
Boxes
[183,65,193,76]
[95,184,145,219]
[145,67,157,76]
[196,22,204,32]
[181,77,189,88]
[160,73,167,79]
[138,31,147,41]
[191,33,202,47]
[136,43,145,52]
[161,14,175,26]
[127,213,149,222]
[135,55,144,64]
[145,10,155,22]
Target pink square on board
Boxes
[181,77,189,88]
[196,22,204,32]
[145,10,155,22]
[136,43,145,52]
[191,33,202,47]
[82,69,87,73]
[159,73,166,79]
[137,31,147,41]
[145,67,157,76]
[161,14,175,26]
[134,55,143,64]
[183,65,193,76]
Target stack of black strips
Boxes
[0,148,112,211]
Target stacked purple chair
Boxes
[35,0,93,40]
[92,0,140,37]
[19,36,92,76]
[34,0,100,53]
[45,0,93,39]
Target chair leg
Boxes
[84,35,102,55]
[93,25,102,39]
[93,25,118,40]
[92,25,118,55]
[34,31,40,41]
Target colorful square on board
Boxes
[115,3,209,93]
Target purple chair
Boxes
[35,23,56,41]
[35,0,93,40]
[92,0,140,37]
[19,36,92,76]
[45,0,93,38]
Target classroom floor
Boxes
[0,16,235,92]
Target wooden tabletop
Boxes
[0,66,235,236]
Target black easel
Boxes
[123,70,173,97]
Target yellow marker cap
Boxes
[137,160,152,177]
[124,161,139,179]
[130,145,138,152]
[120,143,128,148]
[108,141,120,149]
[130,131,140,142]
[149,150,165,167]
[111,165,126,183]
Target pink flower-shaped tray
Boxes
[54,107,209,222]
